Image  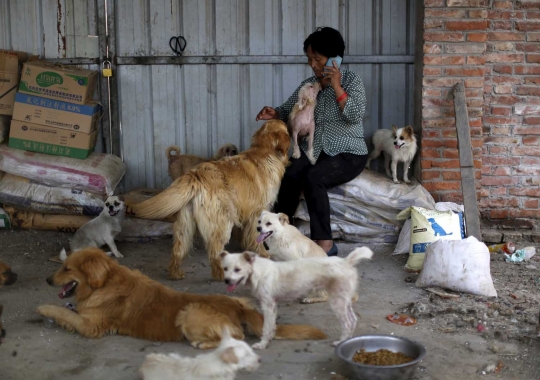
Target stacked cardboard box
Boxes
[8,60,100,159]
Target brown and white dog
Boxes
[167,144,239,180]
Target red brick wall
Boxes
[420,0,540,233]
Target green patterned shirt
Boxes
[275,69,368,161]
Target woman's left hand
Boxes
[323,61,342,90]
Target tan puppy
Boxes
[37,248,325,349]
[130,120,290,280]
[167,144,239,180]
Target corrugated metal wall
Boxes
[1,0,416,191]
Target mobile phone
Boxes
[326,56,342,68]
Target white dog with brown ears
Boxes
[288,81,321,164]
[139,327,261,380]
[220,247,373,349]
[366,125,418,184]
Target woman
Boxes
[256,27,368,257]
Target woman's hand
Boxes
[323,60,342,91]
[256,106,279,121]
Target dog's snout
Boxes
[225,279,231,284]
[393,141,398,145]
[46,276,53,286]
[256,226,262,232]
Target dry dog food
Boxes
[352,348,414,366]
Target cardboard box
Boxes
[0,50,30,116]
[19,60,98,105]
[13,93,101,133]
[8,119,98,159]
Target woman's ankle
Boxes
[315,239,334,253]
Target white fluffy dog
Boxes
[220,247,373,349]
[366,125,418,184]
[139,327,260,380]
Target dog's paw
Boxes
[332,340,344,347]
[291,151,301,159]
[36,305,57,318]
[393,179,399,184]
[404,179,411,184]
[112,251,124,258]
[252,342,268,350]
[300,297,324,304]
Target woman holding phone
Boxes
[256,27,368,257]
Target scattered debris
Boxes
[487,242,515,254]
[370,323,380,330]
[505,247,536,263]
[426,287,460,299]
[386,314,417,326]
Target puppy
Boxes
[59,196,125,260]
[139,327,260,380]
[288,81,321,164]
[220,247,373,349]
[365,125,417,184]
[37,248,326,349]
[167,143,239,180]
[0,261,17,345]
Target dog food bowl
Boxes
[335,334,426,380]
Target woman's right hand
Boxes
[256,106,279,121]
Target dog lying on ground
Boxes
[365,125,417,184]
[37,248,325,348]
[139,327,260,380]
[130,120,291,280]
[167,144,239,180]
[0,260,17,344]
[59,196,125,261]
[220,247,373,349]
[288,81,321,165]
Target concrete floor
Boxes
[0,229,538,380]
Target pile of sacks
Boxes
[0,145,172,241]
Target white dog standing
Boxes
[220,247,373,349]
[139,327,260,380]
[288,81,321,164]
[59,196,125,260]
[366,125,418,184]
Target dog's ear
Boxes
[220,347,239,364]
[298,93,308,109]
[219,251,229,260]
[80,255,110,289]
[116,195,125,203]
[278,213,289,225]
[243,251,257,264]
[391,124,397,133]
[404,125,414,136]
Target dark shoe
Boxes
[327,242,338,257]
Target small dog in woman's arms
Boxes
[139,327,260,380]
[288,81,321,164]
[167,144,239,180]
[366,125,417,184]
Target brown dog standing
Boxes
[167,143,239,180]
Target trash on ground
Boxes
[386,313,417,326]
[487,242,515,254]
[425,287,460,299]
[505,247,536,263]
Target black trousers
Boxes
[273,150,368,240]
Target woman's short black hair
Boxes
[303,27,345,58]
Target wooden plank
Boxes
[453,81,482,241]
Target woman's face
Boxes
[306,45,328,78]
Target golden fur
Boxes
[131,120,291,280]
[36,248,326,348]
[167,143,239,180]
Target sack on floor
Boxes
[397,206,465,271]
[0,173,105,216]
[0,145,125,195]
[393,202,465,255]
[416,237,497,297]
[294,170,436,244]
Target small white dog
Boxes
[139,328,261,380]
[59,196,125,261]
[288,81,321,164]
[220,247,373,349]
[366,125,418,184]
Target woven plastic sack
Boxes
[0,173,105,216]
[0,145,125,195]
[416,237,497,297]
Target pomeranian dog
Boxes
[366,125,417,184]
[167,144,239,180]
[288,81,321,165]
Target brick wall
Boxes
[420,0,540,238]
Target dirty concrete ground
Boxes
[0,229,539,380]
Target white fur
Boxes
[220,247,373,349]
[366,125,418,184]
[288,82,321,164]
[59,196,125,261]
[139,328,260,380]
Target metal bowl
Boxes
[335,334,426,380]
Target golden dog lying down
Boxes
[36,248,326,348]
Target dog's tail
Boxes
[345,247,374,267]
[59,248,68,262]
[166,146,181,160]
[238,298,327,341]
[129,175,197,220]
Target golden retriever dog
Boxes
[36,248,326,349]
[131,120,290,280]
[167,143,239,180]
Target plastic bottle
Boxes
[487,242,515,254]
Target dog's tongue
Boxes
[226,283,238,293]
[58,281,75,299]
[394,145,401,150]
[256,232,269,244]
